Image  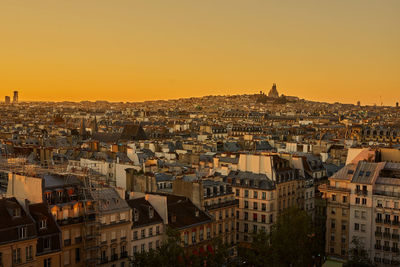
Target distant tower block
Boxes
[268,83,279,98]
[397,102,399,108]
[13,91,18,103]
[357,101,361,106]
[5,96,10,104]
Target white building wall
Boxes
[7,173,43,204]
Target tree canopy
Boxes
[238,207,324,267]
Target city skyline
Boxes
[2,1,400,267]
[1,0,399,104]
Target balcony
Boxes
[392,247,399,253]
[375,244,382,250]
[374,257,382,263]
[205,199,239,211]
[384,219,392,225]
[374,190,400,198]
[392,234,400,240]
[392,221,400,226]
[111,254,118,261]
[375,231,382,237]
[383,232,391,239]
[100,257,108,264]
[319,184,350,193]
[376,218,383,223]
[85,233,98,240]
[383,246,391,251]
[120,251,128,259]
[58,216,84,226]
[356,189,368,196]
[64,239,71,247]
[75,236,82,244]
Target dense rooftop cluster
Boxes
[1,89,400,266]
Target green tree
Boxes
[204,236,230,267]
[131,227,231,267]
[344,237,374,267]
[269,207,320,266]
[238,229,272,266]
[239,207,323,267]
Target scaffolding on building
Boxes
[0,156,106,266]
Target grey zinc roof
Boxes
[351,161,384,184]
[375,162,400,186]
[155,173,175,182]
[384,162,400,170]
[91,188,130,213]
[227,171,275,190]
[202,179,228,187]
[219,157,239,164]
[331,164,357,181]
[43,173,82,188]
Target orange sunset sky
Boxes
[0,0,399,105]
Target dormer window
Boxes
[12,208,21,217]
[45,193,51,203]
[40,219,47,230]
[57,191,63,199]
[149,207,154,219]
[43,237,51,250]
[134,209,139,222]
[19,227,27,239]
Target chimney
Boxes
[148,206,154,219]
[25,199,30,209]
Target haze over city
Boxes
[1,0,399,104]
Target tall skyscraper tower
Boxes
[5,96,10,104]
[13,91,18,103]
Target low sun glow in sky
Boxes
[0,0,399,104]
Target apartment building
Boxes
[372,163,400,266]
[202,180,237,246]
[274,156,301,213]
[321,149,400,266]
[95,188,131,267]
[29,203,62,267]
[43,174,86,267]
[227,171,276,243]
[5,171,132,267]
[319,164,354,259]
[304,179,316,219]
[173,177,238,245]
[348,162,381,261]
[147,194,214,254]
[0,197,37,267]
[127,197,164,255]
